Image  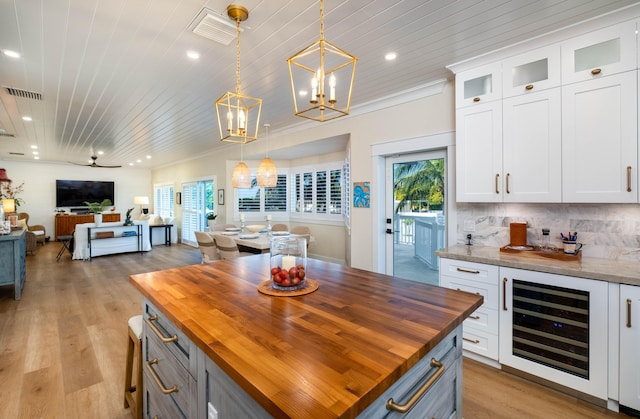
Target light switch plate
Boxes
[464,220,475,232]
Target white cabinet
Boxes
[502,88,562,202]
[502,45,561,97]
[562,71,638,203]
[455,63,501,107]
[561,20,636,85]
[440,259,499,360]
[620,284,640,414]
[455,101,503,202]
[456,47,561,203]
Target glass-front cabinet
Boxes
[502,45,560,97]
[561,20,636,84]
[455,62,502,107]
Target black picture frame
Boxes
[176,192,181,205]
[218,189,224,205]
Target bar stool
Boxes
[124,315,143,419]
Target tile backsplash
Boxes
[456,203,640,261]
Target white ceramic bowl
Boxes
[245,224,266,233]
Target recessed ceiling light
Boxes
[187,50,200,60]
[32,151,38,155]
[22,116,32,121]
[3,50,20,58]
[97,150,104,155]
[299,90,308,97]
[30,145,38,149]
[34,156,40,160]
[136,159,142,163]
[385,52,397,61]
[146,155,152,159]
[129,163,134,166]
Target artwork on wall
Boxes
[353,181,370,208]
[176,192,181,205]
[218,189,225,205]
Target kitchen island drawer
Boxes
[143,299,196,375]
[357,327,462,418]
[440,258,498,285]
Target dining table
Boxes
[211,230,294,253]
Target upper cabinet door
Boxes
[562,71,637,203]
[455,63,502,107]
[561,20,636,85]
[502,45,561,98]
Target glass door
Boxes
[385,151,446,285]
[181,179,214,246]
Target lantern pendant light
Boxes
[256,124,277,187]
[232,143,252,188]
[287,0,357,122]
[216,5,262,143]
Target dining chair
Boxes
[271,223,288,232]
[290,226,311,248]
[213,234,253,260]
[194,231,220,263]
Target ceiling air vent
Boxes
[9,152,24,155]
[188,7,241,45]
[0,133,16,138]
[4,86,43,101]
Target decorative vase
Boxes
[208,220,216,231]
[94,213,103,226]
[270,236,307,290]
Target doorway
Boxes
[385,151,446,285]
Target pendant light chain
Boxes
[319,0,324,39]
[235,17,242,95]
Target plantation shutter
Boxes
[181,182,199,246]
[265,174,287,212]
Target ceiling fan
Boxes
[69,155,122,168]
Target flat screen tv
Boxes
[56,180,115,207]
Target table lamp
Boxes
[2,198,15,214]
[133,196,149,215]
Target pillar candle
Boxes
[282,255,296,271]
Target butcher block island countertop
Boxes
[130,254,483,418]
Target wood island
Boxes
[130,254,482,418]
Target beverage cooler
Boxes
[499,267,609,400]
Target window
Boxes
[237,174,288,215]
[154,184,174,218]
[291,163,344,217]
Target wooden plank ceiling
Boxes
[0,0,637,168]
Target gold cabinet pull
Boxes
[386,358,445,413]
[456,267,479,274]
[473,97,480,102]
[146,358,179,395]
[525,84,534,90]
[627,298,632,328]
[463,337,480,344]
[456,287,480,296]
[502,278,508,311]
[146,315,178,343]
[506,173,510,194]
[468,315,480,320]
[495,173,500,194]
[591,68,602,75]
[627,166,632,192]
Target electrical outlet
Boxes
[464,220,475,232]
[208,402,218,419]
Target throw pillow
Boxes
[17,219,28,229]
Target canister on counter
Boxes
[510,222,528,246]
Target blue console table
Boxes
[0,229,26,300]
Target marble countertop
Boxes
[436,245,640,286]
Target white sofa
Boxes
[72,220,152,260]
[138,214,178,245]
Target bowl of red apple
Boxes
[270,236,308,290]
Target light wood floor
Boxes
[0,242,632,418]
